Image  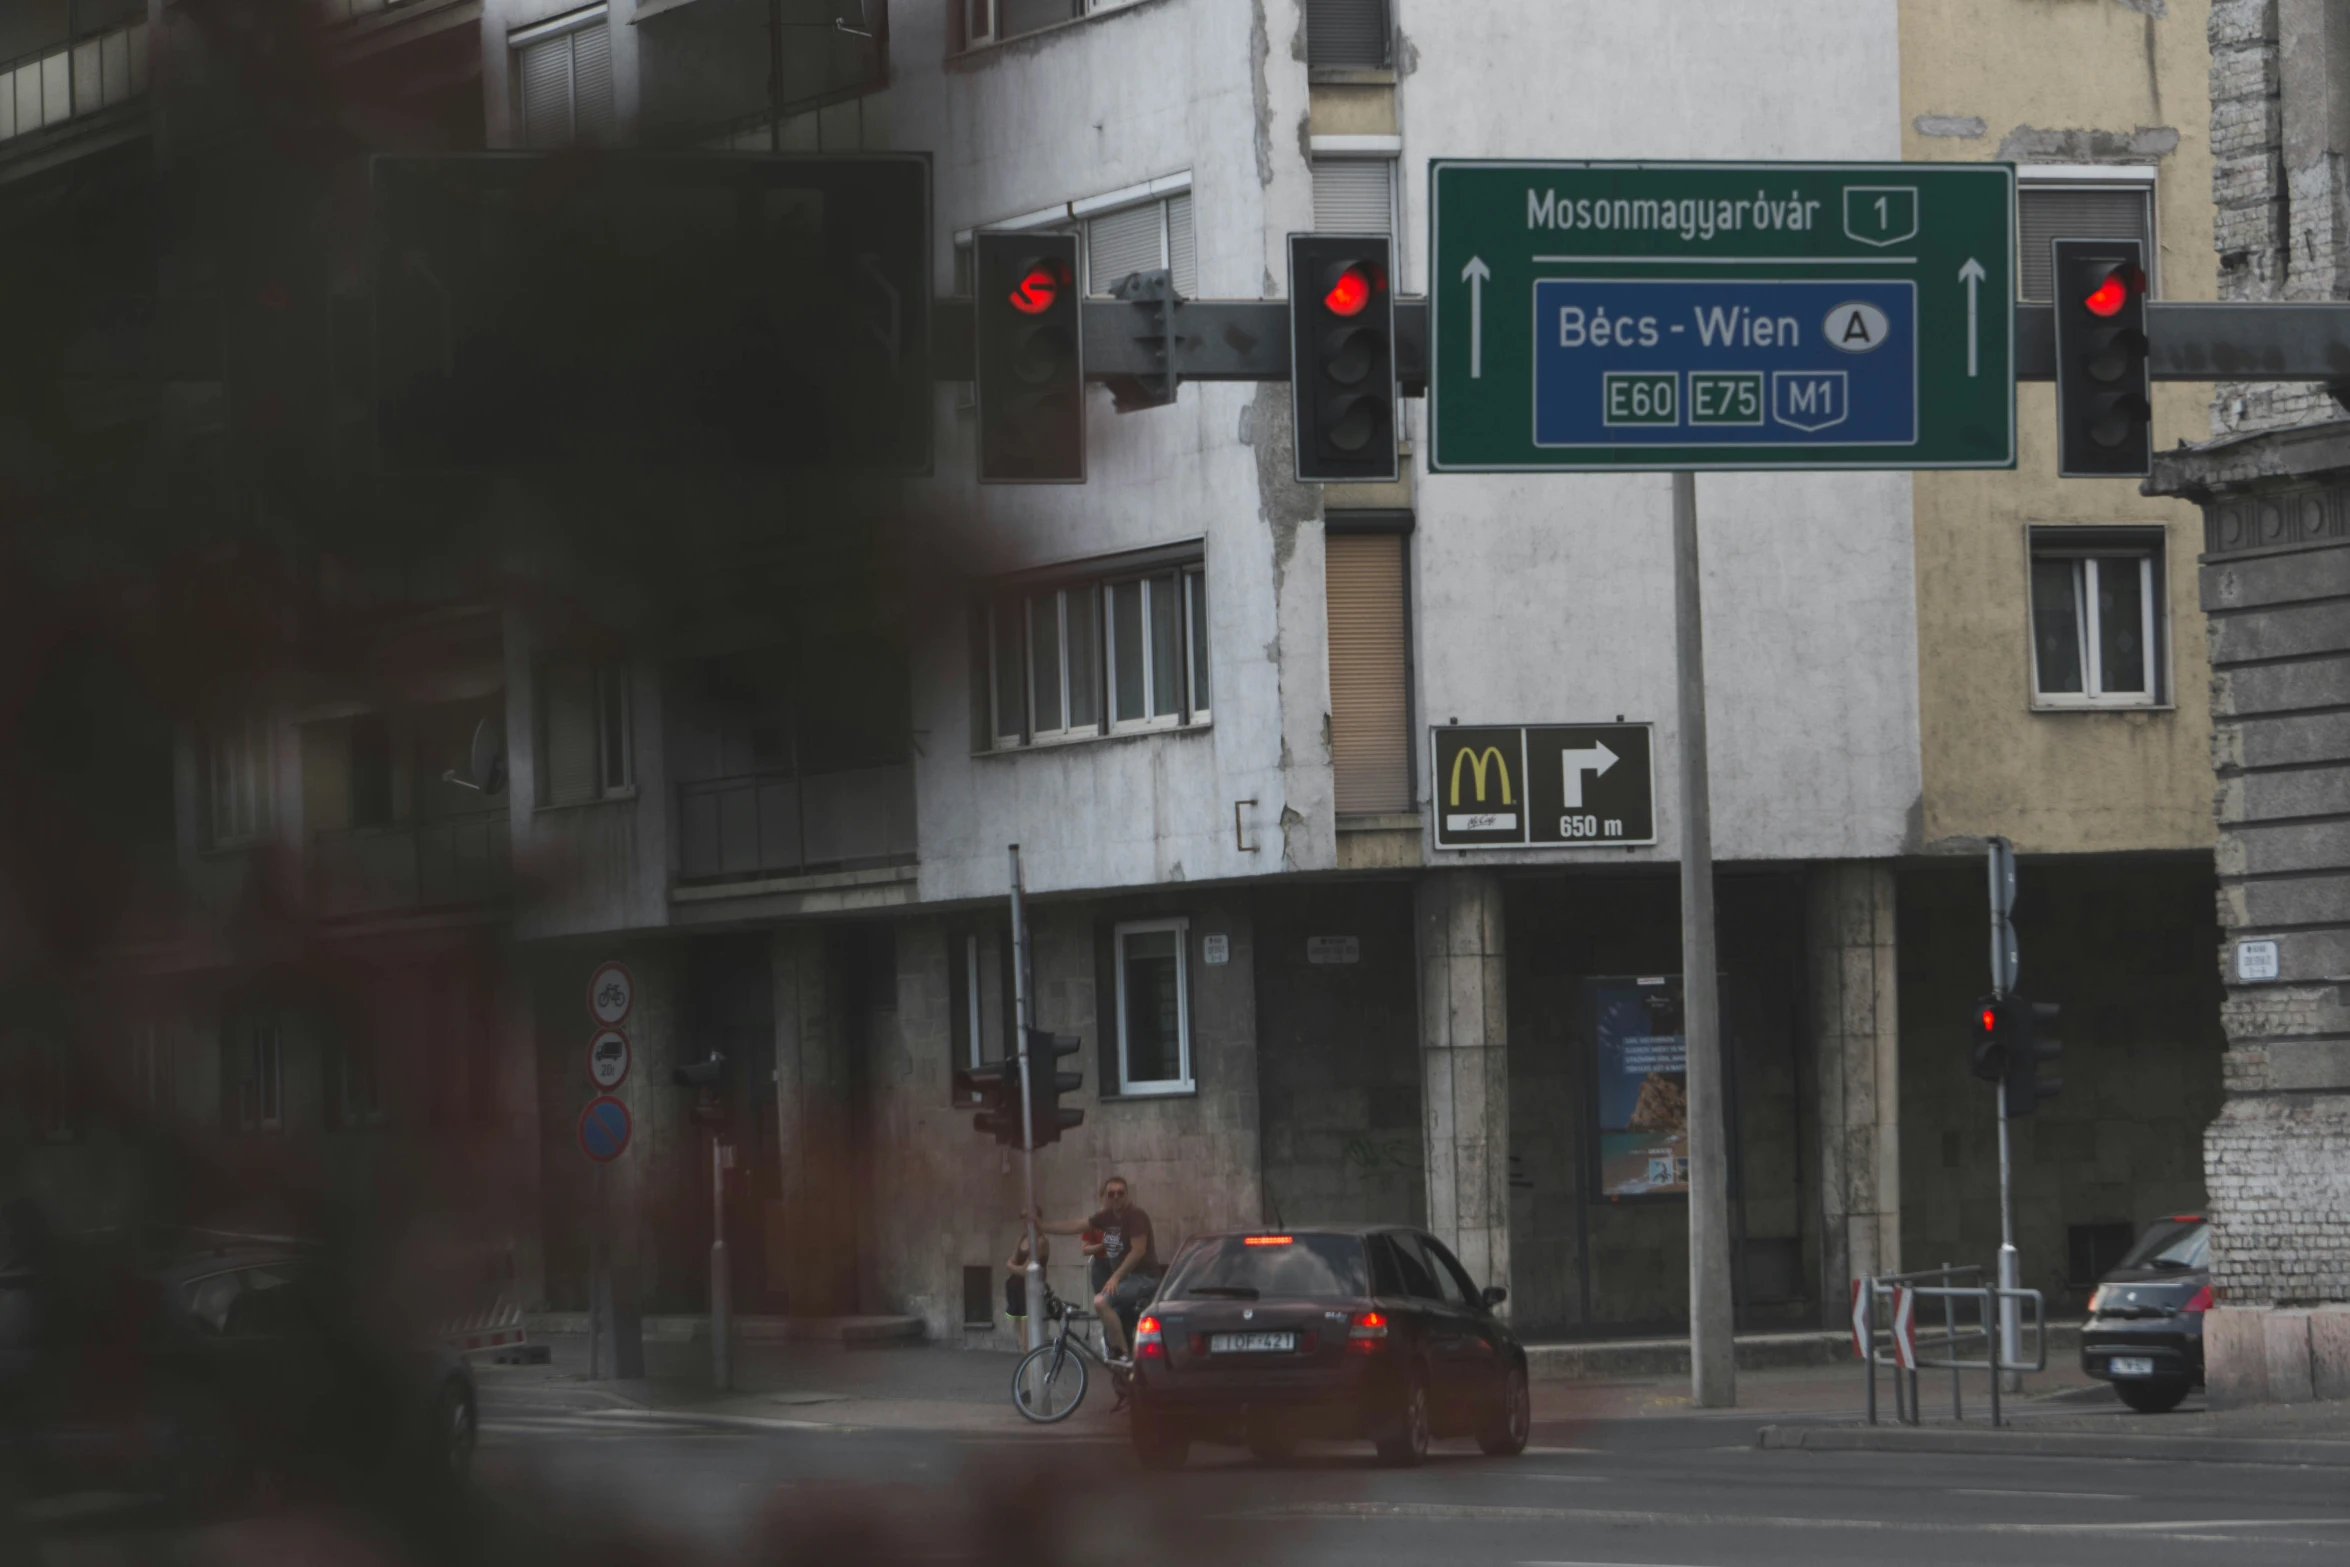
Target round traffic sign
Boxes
[588,961,634,1026]
[578,1095,632,1163]
[588,1028,631,1090]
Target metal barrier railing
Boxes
[1856,1262,2045,1427]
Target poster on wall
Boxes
[1590,976,1688,1199]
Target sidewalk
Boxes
[476,1323,2118,1441]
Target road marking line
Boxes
[1235,1501,2350,1541]
[1523,1445,1601,1455]
[1949,1487,2133,1502]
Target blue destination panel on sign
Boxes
[1532,279,1917,448]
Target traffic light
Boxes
[963,1057,1023,1146]
[1024,1029,1086,1149]
[1970,995,2009,1083]
[2001,999,2065,1118]
[2053,239,2151,478]
[672,1050,729,1129]
[976,232,1085,482]
[1289,234,1397,482]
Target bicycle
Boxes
[1010,1289,1131,1423]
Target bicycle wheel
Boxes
[1012,1340,1088,1423]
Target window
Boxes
[514,6,613,149]
[128,1020,172,1119]
[968,0,1140,47]
[206,713,274,848]
[948,925,1015,1102]
[1326,529,1411,813]
[962,1264,995,1329]
[1083,193,1197,298]
[982,555,1209,749]
[1306,0,1389,68]
[1113,918,1191,1095]
[540,663,631,805]
[2028,529,2165,707]
[225,1010,283,1135]
[1312,158,1396,243]
[2017,177,2154,302]
[336,1039,384,1130]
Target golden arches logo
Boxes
[1447,745,1513,807]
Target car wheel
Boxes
[1375,1373,1431,1468]
[1132,1407,1188,1471]
[1478,1365,1531,1457]
[431,1378,478,1484]
[2115,1378,2190,1415]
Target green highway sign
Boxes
[1429,161,2015,472]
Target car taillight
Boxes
[2183,1285,2212,1314]
[1135,1314,1166,1360]
[2087,1287,2106,1314]
[1347,1309,1388,1354]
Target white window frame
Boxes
[962,933,987,1070]
[966,0,997,45]
[1113,917,1193,1096]
[206,713,275,849]
[2027,536,2166,710]
[1076,191,1195,297]
[231,1012,284,1135]
[982,553,1208,752]
[538,662,633,806]
[511,3,610,149]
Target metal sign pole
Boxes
[589,1161,607,1381]
[1674,471,1736,1409]
[1988,838,2022,1392]
[711,1136,731,1393]
[1009,845,1043,1359]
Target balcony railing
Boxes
[311,816,512,918]
[0,19,147,147]
[676,765,914,884]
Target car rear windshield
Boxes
[2116,1219,2208,1271]
[1163,1235,1367,1301]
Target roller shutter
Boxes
[1326,533,1411,815]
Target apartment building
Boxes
[8,0,2230,1349]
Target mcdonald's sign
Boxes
[1431,723,1657,850]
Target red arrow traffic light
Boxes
[2082,274,2128,318]
[1323,263,1374,318]
[1009,261,1063,316]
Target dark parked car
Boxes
[1125,1226,1529,1469]
[0,1230,477,1518]
[2080,1214,2210,1413]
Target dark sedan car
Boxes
[2080,1214,2210,1413]
[1125,1226,1529,1469]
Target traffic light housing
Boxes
[2002,999,2065,1118]
[1024,1029,1086,1149]
[2053,239,2151,478]
[672,1051,730,1130]
[962,1057,1023,1146]
[1970,995,2008,1084]
[1290,234,1397,483]
[976,231,1085,482]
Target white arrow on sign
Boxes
[1560,740,1618,808]
[1461,255,1491,379]
[1958,257,1986,378]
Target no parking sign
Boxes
[578,1095,631,1163]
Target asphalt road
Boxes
[460,1394,2350,1567]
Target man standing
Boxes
[1038,1175,1159,1362]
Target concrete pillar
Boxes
[1808,861,1900,1320]
[773,926,857,1316]
[1415,870,1510,1300]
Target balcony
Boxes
[675,765,914,885]
[311,816,511,919]
[0,16,148,151]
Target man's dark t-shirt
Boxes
[1088,1205,1160,1292]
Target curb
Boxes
[1527,1323,2082,1382]
[1756,1422,2350,1467]
[524,1313,925,1346]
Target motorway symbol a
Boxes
[1429,160,2015,472]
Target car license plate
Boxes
[1210,1331,1295,1354]
[2109,1355,2156,1378]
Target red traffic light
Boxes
[1323,264,1375,318]
[2083,273,2131,318]
[1979,1007,1998,1033]
[1009,262,1063,316]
